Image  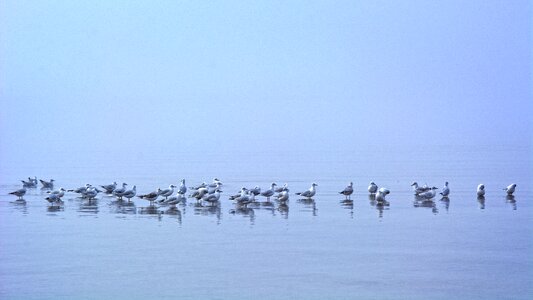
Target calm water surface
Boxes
[1,145,531,299]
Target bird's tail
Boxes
[295,192,302,195]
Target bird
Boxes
[208,178,223,188]
[165,194,186,207]
[48,187,66,198]
[191,182,207,190]
[276,190,289,203]
[477,184,485,197]
[411,182,430,195]
[368,182,378,194]
[40,179,55,189]
[296,183,318,199]
[21,177,37,188]
[249,186,261,196]
[339,182,354,199]
[503,183,516,195]
[440,182,450,197]
[177,179,187,195]
[68,184,91,194]
[190,187,208,201]
[9,188,27,199]
[113,183,128,199]
[45,192,63,205]
[138,191,159,205]
[274,183,289,193]
[100,182,117,194]
[260,183,277,201]
[30,176,38,186]
[418,187,438,200]
[202,189,222,206]
[84,187,99,200]
[122,186,137,202]
[375,187,390,202]
[158,184,176,200]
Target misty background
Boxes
[0,0,531,177]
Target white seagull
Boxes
[477,184,485,197]
[440,182,450,197]
[503,183,516,195]
[296,183,318,199]
[368,182,378,194]
[339,182,354,199]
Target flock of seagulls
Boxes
[8,177,518,210]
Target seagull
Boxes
[9,188,27,199]
[177,179,187,195]
[274,183,289,193]
[411,182,430,195]
[165,194,186,207]
[440,182,450,197]
[417,187,438,200]
[191,182,207,190]
[296,183,318,199]
[84,187,99,200]
[339,182,354,199]
[158,184,176,200]
[207,183,222,194]
[113,183,128,199]
[477,184,485,197]
[21,177,37,188]
[368,182,378,194]
[235,192,252,208]
[40,179,55,189]
[190,187,208,201]
[229,188,248,200]
[48,187,66,198]
[45,192,63,205]
[122,186,137,202]
[375,187,390,202]
[68,184,91,194]
[31,176,38,186]
[101,182,117,194]
[138,191,159,205]
[503,183,516,195]
[249,186,261,196]
[208,178,223,188]
[276,190,289,203]
[202,189,223,206]
[260,183,277,201]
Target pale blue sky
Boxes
[0,0,531,166]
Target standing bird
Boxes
[339,182,354,199]
[440,182,450,197]
[260,183,277,201]
[276,190,290,203]
[21,177,37,188]
[477,184,485,197]
[158,184,177,200]
[138,191,159,205]
[9,188,27,199]
[503,183,516,195]
[178,179,187,195]
[122,186,137,202]
[368,182,378,194]
[418,187,438,200]
[375,187,390,202]
[275,183,289,193]
[40,179,55,189]
[202,189,223,206]
[411,182,430,195]
[249,186,261,196]
[296,183,318,199]
[113,183,128,200]
[101,182,117,194]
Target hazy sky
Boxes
[1,0,531,166]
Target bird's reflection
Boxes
[10,199,28,214]
[506,195,517,210]
[340,199,354,219]
[369,196,389,218]
[193,202,222,224]
[413,198,438,214]
[297,198,317,216]
[477,196,486,210]
[47,204,64,213]
[164,207,182,225]
[78,199,99,215]
[439,197,450,212]
[277,203,289,219]
[109,200,137,214]
[229,207,256,225]
[138,205,161,215]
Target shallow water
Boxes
[1,145,531,300]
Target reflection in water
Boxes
[297,198,317,216]
[138,205,161,215]
[340,199,354,219]
[506,195,517,210]
[439,197,450,212]
[229,207,255,225]
[78,199,99,215]
[477,196,485,210]
[109,200,137,214]
[193,203,222,224]
[277,203,289,219]
[164,208,182,225]
[10,200,28,215]
[369,196,389,218]
[47,204,64,213]
[413,198,438,215]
